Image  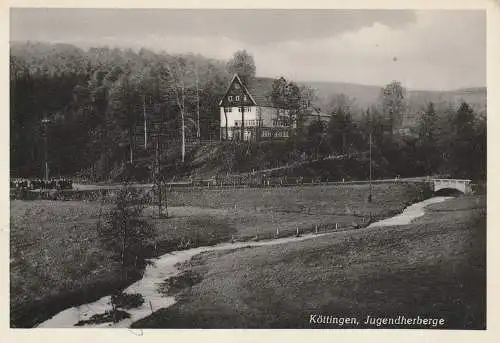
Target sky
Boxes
[10,9,486,90]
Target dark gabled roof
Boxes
[246,77,276,107]
[219,74,329,112]
[219,74,275,108]
[218,73,257,106]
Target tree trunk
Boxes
[240,91,245,141]
[196,78,200,139]
[181,109,185,163]
[129,127,134,164]
[121,225,126,280]
[224,109,228,141]
[257,107,262,142]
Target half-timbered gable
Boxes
[219,73,330,141]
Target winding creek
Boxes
[37,196,453,328]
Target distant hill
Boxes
[302,80,486,124]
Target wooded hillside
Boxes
[10,42,486,182]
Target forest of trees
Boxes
[306,99,485,181]
[10,42,486,182]
[10,42,232,178]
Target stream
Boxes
[37,196,452,328]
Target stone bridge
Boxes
[432,179,472,195]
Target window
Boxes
[234,83,240,89]
[243,95,247,101]
[238,108,241,112]
[228,96,233,101]
[246,107,251,112]
[227,108,232,113]
[236,96,240,101]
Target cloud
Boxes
[10,8,417,45]
[255,10,486,90]
[11,9,485,90]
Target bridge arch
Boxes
[432,179,472,195]
[434,188,464,196]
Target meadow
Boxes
[132,196,486,329]
[10,183,427,327]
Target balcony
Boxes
[272,119,290,127]
[234,119,263,127]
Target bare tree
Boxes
[271,77,315,137]
[227,51,257,141]
[223,107,229,140]
[226,50,256,86]
[159,59,188,162]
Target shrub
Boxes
[111,292,145,309]
[414,181,434,201]
[97,183,157,278]
[74,309,131,326]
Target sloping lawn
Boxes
[133,196,486,329]
[10,183,424,327]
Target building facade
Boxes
[219,74,293,141]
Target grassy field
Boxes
[132,195,486,329]
[10,183,426,327]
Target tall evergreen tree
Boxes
[380,81,407,135]
[417,102,439,174]
[449,102,477,178]
[327,106,353,154]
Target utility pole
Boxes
[143,95,148,150]
[41,118,51,181]
[155,138,162,217]
[368,108,373,203]
[196,73,200,140]
[181,80,186,163]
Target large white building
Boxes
[219,73,332,141]
[218,74,299,141]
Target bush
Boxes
[414,181,434,201]
[97,183,157,276]
[74,309,131,326]
[111,292,145,309]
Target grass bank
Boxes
[132,196,486,329]
[10,183,425,327]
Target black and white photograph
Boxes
[7,5,489,332]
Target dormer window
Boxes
[236,96,240,101]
